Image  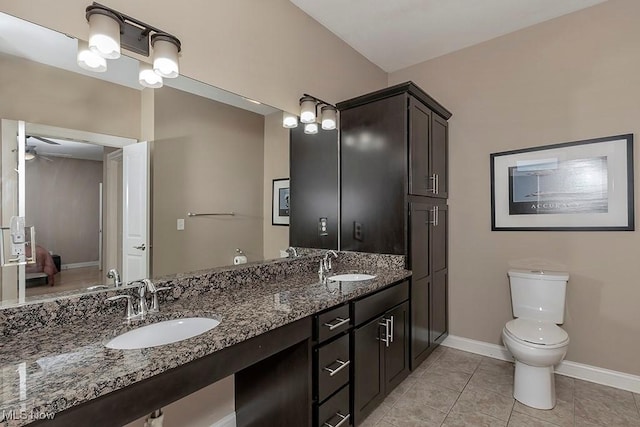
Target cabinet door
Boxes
[409,97,432,197]
[431,114,448,199]
[431,269,448,344]
[432,204,448,273]
[411,276,431,367]
[384,302,410,390]
[353,317,384,425]
[409,202,431,280]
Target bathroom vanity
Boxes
[0,253,410,427]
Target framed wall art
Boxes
[272,178,290,226]
[490,134,634,231]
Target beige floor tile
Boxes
[554,375,574,403]
[477,357,515,376]
[507,411,559,426]
[466,367,514,397]
[382,399,448,427]
[636,393,640,411]
[452,386,515,421]
[376,421,396,427]
[443,410,506,427]
[574,415,606,426]
[575,395,640,426]
[431,350,482,375]
[422,364,473,392]
[513,397,574,426]
[407,381,461,413]
[360,401,393,426]
[574,379,636,406]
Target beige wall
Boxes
[263,112,290,259]
[153,87,265,276]
[0,0,387,115]
[390,0,640,375]
[0,53,140,139]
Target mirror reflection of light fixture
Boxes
[24,147,36,161]
[304,122,319,135]
[151,34,181,78]
[282,112,298,129]
[77,40,107,72]
[299,96,317,124]
[81,3,182,88]
[139,63,163,88]
[321,105,337,130]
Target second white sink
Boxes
[328,273,376,282]
[106,317,220,350]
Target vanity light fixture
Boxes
[321,105,337,130]
[77,40,107,72]
[282,112,298,128]
[80,3,182,87]
[304,122,319,134]
[291,94,338,132]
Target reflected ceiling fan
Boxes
[25,135,61,161]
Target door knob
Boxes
[133,244,146,251]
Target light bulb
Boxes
[304,122,318,134]
[77,40,107,72]
[300,96,316,124]
[87,10,122,59]
[152,35,180,78]
[321,105,337,130]
[139,63,163,88]
[282,112,298,128]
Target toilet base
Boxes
[513,360,556,410]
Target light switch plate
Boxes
[177,218,185,230]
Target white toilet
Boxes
[502,269,570,410]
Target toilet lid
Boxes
[505,318,568,346]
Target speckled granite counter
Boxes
[0,253,410,426]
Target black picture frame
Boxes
[272,178,290,226]
[490,134,634,231]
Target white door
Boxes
[122,141,149,283]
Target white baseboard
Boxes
[61,261,99,270]
[442,335,640,394]
[210,412,236,427]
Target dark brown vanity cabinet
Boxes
[409,201,448,368]
[337,82,451,373]
[352,281,410,426]
[313,304,353,427]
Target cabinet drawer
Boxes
[353,281,409,326]
[317,385,351,427]
[316,304,351,342]
[317,333,350,402]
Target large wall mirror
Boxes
[0,12,291,306]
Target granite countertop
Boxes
[0,265,410,426]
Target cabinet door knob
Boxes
[428,206,439,226]
[323,412,350,427]
[378,320,390,347]
[323,317,350,330]
[323,359,350,377]
[425,174,437,194]
[388,315,395,343]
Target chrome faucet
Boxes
[106,268,122,288]
[285,246,298,257]
[319,250,338,279]
[106,279,171,321]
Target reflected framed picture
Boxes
[490,134,634,231]
[272,178,290,226]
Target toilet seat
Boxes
[504,319,569,348]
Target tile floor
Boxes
[360,346,640,427]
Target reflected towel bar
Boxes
[187,212,236,217]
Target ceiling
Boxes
[26,136,104,162]
[290,0,607,72]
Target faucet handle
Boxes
[106,295,135,320]
[150,286,172,312]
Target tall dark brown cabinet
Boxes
[337,82,452,376]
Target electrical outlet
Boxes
[354,222,363,241]
[177,218,185,230]
[318,217,328,237]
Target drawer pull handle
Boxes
[323,359,350,377]
[323,412,350,427]
[323,317,350,330]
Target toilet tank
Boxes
[508,269,569,323]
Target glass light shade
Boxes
[152,38,180,78]
[304,122,318,134]
[282,112,298,128]
[321,106,337,130]
[24,151,35,161]
[300,97,316,124]
[77,40,107,72]
[88,12,121,59]
[139,63,163,88]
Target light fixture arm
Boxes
[86,2,181,57]
[302,93,337,110]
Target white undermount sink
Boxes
[106,317,220,350]
[328,273,376,282]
